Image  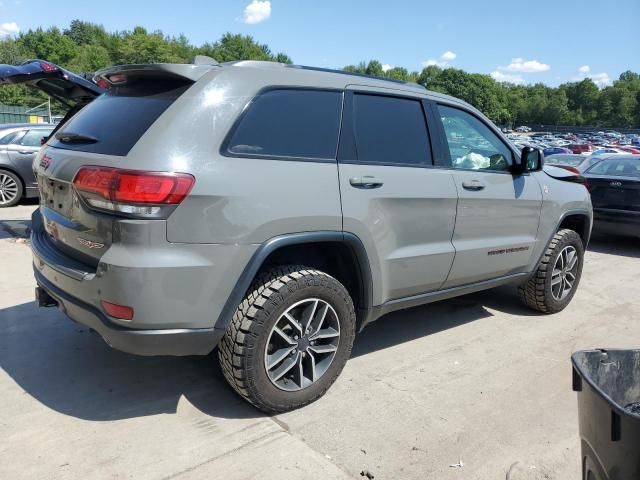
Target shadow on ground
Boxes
[587,233,640,258]
[0,219,31,240]
[1,286,530,422]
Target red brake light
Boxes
[39,61,57,72]
[73,167,195,215]
[101,301,134,320]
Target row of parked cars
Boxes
[507,130,640,157]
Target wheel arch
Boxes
[214,231,374,333]
[558,212,592,247]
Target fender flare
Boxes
[213,231,374,332]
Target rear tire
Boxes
[0,169,23,208]
[519,229,584,313]
[218,265,356,413]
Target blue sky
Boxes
[1,0,639,87]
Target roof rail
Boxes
[286,64,426,90]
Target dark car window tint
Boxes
[587,159,640,177]
[50,79,190,156]
[20,129,53,147]
[227,89,342,160]
[438,105,512,171]
[351,94,431,166]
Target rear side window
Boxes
[225,89,342,160]
[50,79,190,156]
[20,129,53,147]
[0,131,20,145]
[351,94,431,166]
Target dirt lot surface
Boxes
[1,202,638,479]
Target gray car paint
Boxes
[30,60,592,356]
[0,124,53,198]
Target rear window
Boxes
[225,89,343,160]
[587,159,640,177]
[50,78,190,156]
[545,155,584,166]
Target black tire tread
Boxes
[518,228,581,313]
[218,265,355,413]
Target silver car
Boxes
[6,58,593,412]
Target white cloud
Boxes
[0,21,19,37]
[422,50,457,68]
[381,64,393,72]
[243,0,271,24]
[490,71,524,85]
[574,65,611,88]
[441,51,456,62]
[498,58,550,73]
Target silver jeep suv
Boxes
[21,58,592,413]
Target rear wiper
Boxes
[55,132,98,144]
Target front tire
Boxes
[519,229,584,313]
[218,265,356,413]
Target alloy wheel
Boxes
[0,173,19,205]
[264,298,340,392]
[551,246,579,301]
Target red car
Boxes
[569,143,594,154]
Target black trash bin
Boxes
[572,349,640,480]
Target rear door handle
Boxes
[18,150,33,154]
[349,176,384,189]
[461,179,485,191]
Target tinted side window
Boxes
[20,129,53,147]
[226,89,342,160]
[438,105,513,171]
[351,94,431,166]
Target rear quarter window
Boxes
[224,89,343,160]
[50,78,190,156]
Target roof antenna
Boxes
[192,55,219,66]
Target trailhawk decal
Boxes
[487,246,530,256]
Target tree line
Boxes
[1,20,638,128]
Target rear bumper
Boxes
[30,208,256,356]
[34,270,224,356]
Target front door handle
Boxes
[349,176,384,189]
[18,150,33,154]
[461,179,485,191]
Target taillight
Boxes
[73,166,195,216]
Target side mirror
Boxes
[513,146,544,174]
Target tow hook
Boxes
[35,286,58,308]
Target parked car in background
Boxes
[0,123,54,207]
[544,154,603,174]
[569,143,594,155]
[592,147,630,156]
[543,146,573,156]
[617,146,640,154]
[584,155,640,238]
